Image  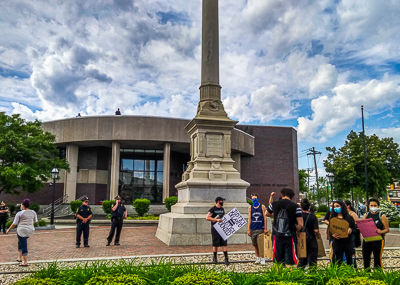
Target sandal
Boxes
[19,263,29,267]
[16,259,22,262]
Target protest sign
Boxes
[213,208,247,241]
[329,217,349,238]
[356,218,383,242]
[316,233,326,257]
[297,232,307,258]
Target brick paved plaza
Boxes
[1,225,399,263]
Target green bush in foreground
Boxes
[85,275,147,285]
[13,278,60,285]
[172,271,233,285]
[133,199,150,217]
[265,283,299,285]
[164,196,178,212]
[327,277,386,285]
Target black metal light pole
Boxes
[361,105,369,209]
[50,166,59,226]
[326,183,329,206]
[327,173,334,202]
[350,178,354,208]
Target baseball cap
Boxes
[215,197,226,203]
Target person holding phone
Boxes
[106,195,127,246]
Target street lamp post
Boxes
[50,166,59,226]
[326,173,334,202]
[361,105,369,210]
[326,183,329,206]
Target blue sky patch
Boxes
[156,11,190,26]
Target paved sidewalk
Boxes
[1,226,399,263]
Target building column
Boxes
[232,153,241,174]
[163,142,171,201]
[110,142,120,200]
[64,144,79,202]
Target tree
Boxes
[299,169,309,194]
[0,112,69,195]
[324,130,400,199]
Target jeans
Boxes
[17,235,29,256]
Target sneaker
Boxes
[106,242,110,246]
[84,245,90,248]
[114,243,120,246]
[224,258,229,266]
[212,256,218,264]
[260,258,266,265]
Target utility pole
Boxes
[307,147,322,194]
[307,168,313,192]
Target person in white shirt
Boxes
[6,198,38,266]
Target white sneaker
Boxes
[260,258,266,265]
[255,257,261,264]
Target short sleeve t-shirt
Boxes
[302,212,318,239]
[208,206,225,226]
[324,210,331,221]
[267,199,302,234]
[0,205,8,217]
[111,203,126,218]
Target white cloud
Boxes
[367,127,400,144]
[309,64,338,94]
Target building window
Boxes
[119,149,163,204]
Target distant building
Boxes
[0,116,299,206]
[387,181,400,212]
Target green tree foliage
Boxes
[0,112,69,194]
[324,130,400,199]
[299,169,309,194]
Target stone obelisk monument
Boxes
[156,0,250,246]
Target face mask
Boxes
[252,198,259,207]
[334,207,342,214]
[330,207,333,212]
[219,202,224,206]
[370,207,379,213]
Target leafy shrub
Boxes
[164,196,178,212]
[315,214,322,218]
[389,221,400,228]
[133,199,150,217]
[265,283,299,285]
[6,204,15,215]
[34,219,47,227]
[102,200,116,215]
[70,200,82,214]
[86,275,147,285]
[247,199,253,205]
[318,204,329,212]
[30,203,40,213]
[327,277,386,285]
[379,201,399,221]
[13,278,60,285]
[6,221,12,228]
[172,271,233,285]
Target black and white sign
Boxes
[213,208,247,241]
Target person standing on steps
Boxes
[75,196,92,248]
[206,197,229,266]
[106,195,127,246]
[248,193,268,265]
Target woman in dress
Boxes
[6,198,38,266]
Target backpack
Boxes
[301,211,314,242]
[273,203,293,237]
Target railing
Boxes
[43,194,87,216]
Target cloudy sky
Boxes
[1,0,400,178]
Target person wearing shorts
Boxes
[248,193,268,265]
[266,188,303,267]
[206,196,229,265]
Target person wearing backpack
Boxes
[297,199,319,269]
[248,193,268,265]
[362,198,389,270]
[345,200,360,268]
[266,188,303,267]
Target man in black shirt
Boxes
[266,188,303,267]
[298,199,319,268]
[76,196,93,248]
[0,201,9,234]
[206,197,229,265]
[107,195,127,246]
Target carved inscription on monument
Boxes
[206,134,223,157]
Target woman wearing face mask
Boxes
[362,198,389,269]
[247,193,268,265]
[329,200,356,266]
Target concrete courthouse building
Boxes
[0,115,298,206]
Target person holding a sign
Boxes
[248,193,268,265]
[206,197,229,265]
[362,198,389,269]
[266,188,303,267]
[298,199,319,268]
[329,200,356,266]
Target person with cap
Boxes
[206,196,229,265]
[106,195,127,246]
[0,201,9,234]
[75,196,93,248]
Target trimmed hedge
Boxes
[133,199,150,217]
[30,203,40,213]
[85,275,147,285]
[70,200,82,214]
[326,278,386,285]
[102,200,116,215]
[164,196,178,212]
[6,204,16,215]
[389,221,400,228]
[13,278,60,285]
[172,272,233,285]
